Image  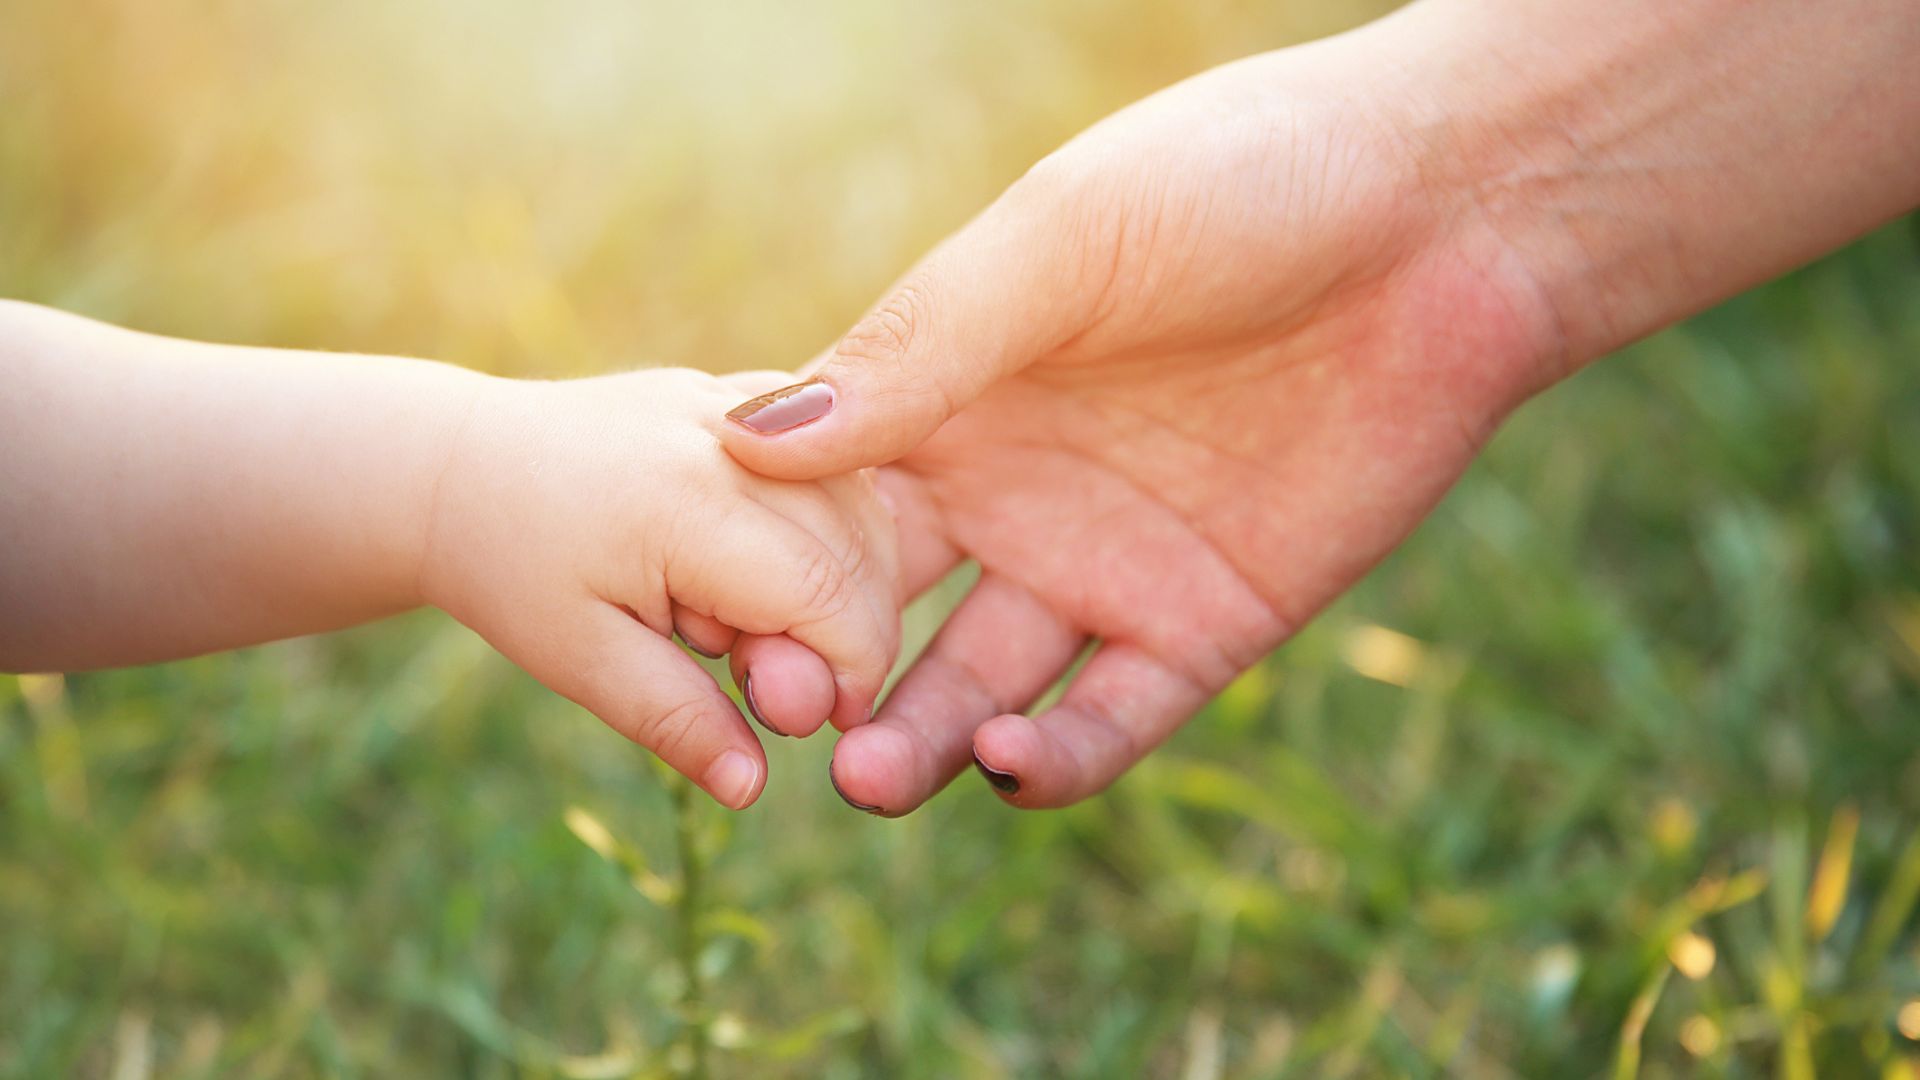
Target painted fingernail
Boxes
[740,672,786,737]
[828,760,884,815]
[972,747,1020,795]
[703,750,762,810]
[725,379,834,434]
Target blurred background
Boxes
[3,0,1918,1076]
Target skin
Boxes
[720,0,1920,813]
[0,303,903,809]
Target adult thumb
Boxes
[719,182,1096,481]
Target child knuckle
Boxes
[790,546,854,619]
[637,697,708,759]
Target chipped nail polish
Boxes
[828,760,885,815]
[740,672,786,737]
[972,747,1020,795]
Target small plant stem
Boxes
[672,780,711,1080]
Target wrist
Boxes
[1365,0,1920,369]
[1372,0,1737,369]
[408,366,507,614]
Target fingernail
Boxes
[740,672,786,737]
[725,379,834,434]
[828,760,885,815]
[681,637,721,660]
[703,750,762,810]
[972,747,1020,795]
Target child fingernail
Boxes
[725,379,834,434]
[972,747,1020,795]
[704,750,762,810]
[828,760,885,815]
[740,672,786,737]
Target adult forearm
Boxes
[1382,0,1920,367]
[0,302,481,670]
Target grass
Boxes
[4,0,1920,1075]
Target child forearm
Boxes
[0,301,482,671]
[0,301,902,807]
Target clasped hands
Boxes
[8,0,1911,817]
[499,26,1568,815]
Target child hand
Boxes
[419,368,902,809]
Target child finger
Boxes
[527,601,768,810]
[672,503,897,724]
[671,602,737,659]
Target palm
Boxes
[905,339,1465,689]
[877,246,1540,797]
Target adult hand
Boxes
[723,0,1920,813]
